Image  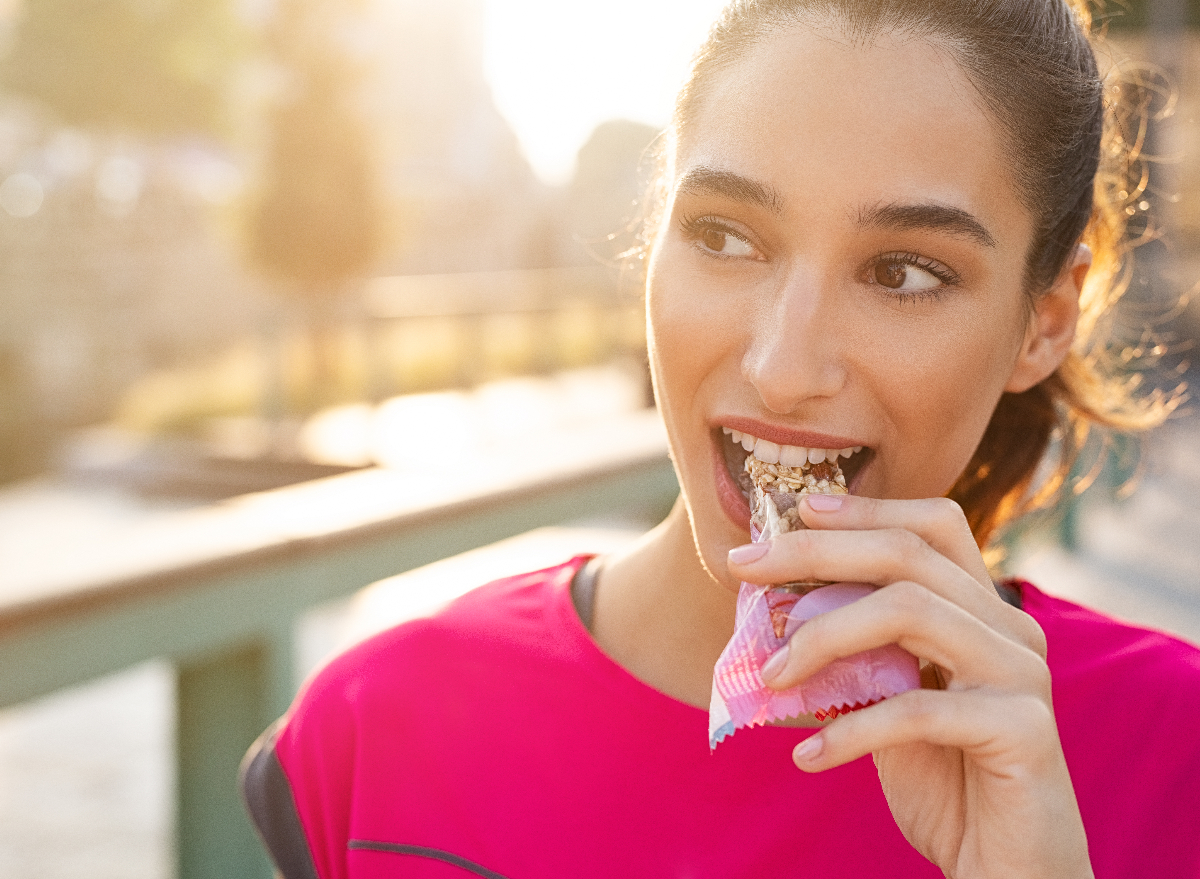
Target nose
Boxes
[741,268,847,413]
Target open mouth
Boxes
[719,426,873,500]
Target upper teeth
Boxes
[722,427,862,466]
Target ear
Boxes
[1005,244,1090,394]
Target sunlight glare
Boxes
[482,0,729,184]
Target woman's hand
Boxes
[726,494,1094,879]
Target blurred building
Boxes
[366,0,556,273]
[364,1,661,272]
[566,119,661,266]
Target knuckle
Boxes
[793,608,834,653]
[894,687,942,728]
[858,494,887,519]
[1008,609,1048,658]
[885,527,930,566]
[1018,650,1054,699]
[995,638,1052,694]
[785,527,819,554]
[1025,618,1049,659]
[1009,691,1055,734]
[885,579,934,619]
[783,529,825,571]
[929,496,970,532]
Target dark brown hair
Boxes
[647,0,1179,549]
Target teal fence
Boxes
[0,411,677,878]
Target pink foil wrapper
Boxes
[709,512,921,747]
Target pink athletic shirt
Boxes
[247,556,1200,878]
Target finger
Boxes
[793,688,1091,878]
[763,581,1050,693]
[728,528,1044,654]
[799,494,989,586]
[791,686,1059,773]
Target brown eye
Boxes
[874,262,907,288]
[685,218,759,258]
[701,228,728,252]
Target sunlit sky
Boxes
[481,0,729,184]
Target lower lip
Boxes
[712,437,751,530]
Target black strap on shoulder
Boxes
[995,580,1023,610]
[570,555,604,632]
[239,721,321,879]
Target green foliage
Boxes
[1101,0,1200,31]
[0,0,248,137]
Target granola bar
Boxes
[745,454,848,637]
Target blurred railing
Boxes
[0,408,675,874]
[360,266,646,395]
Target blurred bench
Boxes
[0,409,677,879]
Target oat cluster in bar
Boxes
[745,455,847,534]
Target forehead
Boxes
[673,23,1030,245]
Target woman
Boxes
[243,2,1200,877]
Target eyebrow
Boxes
[674,168,997,248]
[858,201,996,247]
[675,166,784,215]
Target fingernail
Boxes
[806,493,844,511]
[793,733,823,765]
[760,644,789,682]
[728,542,769,564]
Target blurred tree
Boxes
[252,71,382,293]
[0,0,247,137]
[250,0,385,412]
[0,0,249,484]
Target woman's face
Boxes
[647,24,1041,588]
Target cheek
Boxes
[867,309,1024,494]
[646,252,740,404]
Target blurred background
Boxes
[0,0,1197,877]
[0,0,730,493]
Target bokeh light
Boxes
[0,171,42,217]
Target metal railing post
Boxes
[176,624,294,879]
